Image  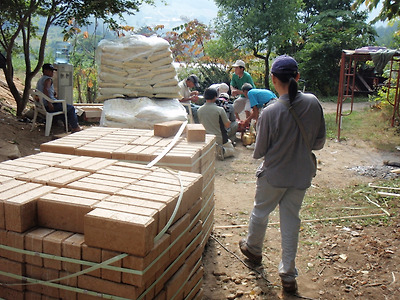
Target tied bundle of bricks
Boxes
[96,35,180,101]
[0,121,215,299]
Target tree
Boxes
[0,0,154,116]
[294,0,376,95]
[353,0,400,22]
[164,19,212,63]
[213,0,302,89]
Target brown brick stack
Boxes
[40,125,216,247]
[0,128,213,300]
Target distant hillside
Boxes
[375,22,399,47]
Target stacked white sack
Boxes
[96,35,180,101]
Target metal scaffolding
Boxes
[336,49,400,140]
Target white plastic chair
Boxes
[29,88,68,136]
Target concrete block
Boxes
[186,124,206,142]
[38,192,99,233]
[43,231,74,270]
[154,121,184,138]
[4,185,57,232]
[25,228,55,266]
[77,274,137,299]
[62,233,85,273]
[84,208,156,256]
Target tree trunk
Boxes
[253,48,271,90]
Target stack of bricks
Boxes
[0,122,215,299]
[40,124,216,246]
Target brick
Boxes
[0,285,24,300]
[114,189,176,220]
[0,181,41,200]
[4,185,57,232]
[62,233,84,273]
[186,123,206,142]
[154,121,184,138]
[38,192,98,233]
[0,257,25,292]
[0,200,4,229]
[43,231,74,270]
[101,249,122,283]
[54,188,109,201]
[4,230,25,262]
[94,201,161,233]
[84,208,156,256]
[59,270,78,300]
[57,156,116,172]
[77,274,137,299]
[184,266,203,298]
[81,243,101,278]
[24,290,42,300]
[106,195,167,233]
[165,263,188,300]
[41,267,60,298]
[40,142,78,155]
[67,180,120,194]
[25,228,55,266]
[122,233,170,287]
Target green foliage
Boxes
[295,1,376,96]
[353,0,400,23]
[196,63,231,92]
[213,0,302,88]
[164,19,212,63]
[0,0,154,115]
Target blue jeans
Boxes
[246,173,306,281]
[47,103,79,129]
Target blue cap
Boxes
[271,55,298,74]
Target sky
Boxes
[123,0,386,31]
[124,0,219,30]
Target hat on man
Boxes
[42,63,57,72]
[188,74,200,88]
[232,60,245,68]
[219,92,229,99]
[271,55,298,75]
[218,83,229,94]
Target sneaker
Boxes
[239,239,262,265]
[281,279,298,294]
[246,143,255,150]
[216,145,225,161]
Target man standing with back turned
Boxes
[238,55,326,295]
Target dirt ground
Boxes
[1,74,400,299]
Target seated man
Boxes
[36,63,81,133]
[241,83,277,127]
[209,82,229,97]
[198,88,235,160]
[178,74,201,123]
[216,92,238,145]
[230,60,255,120]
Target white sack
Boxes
[100,97,187,129]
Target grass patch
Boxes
[324,103,399,149]
[302,179,400,227]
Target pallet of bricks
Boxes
[0,122,216,299]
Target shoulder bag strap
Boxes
[278,99,312,152]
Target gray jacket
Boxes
[253,91,326,189]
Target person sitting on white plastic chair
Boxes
[178,74,201,123]
[36,63,81,133]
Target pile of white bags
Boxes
[96,35,180,101]
[100,97,187,129]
